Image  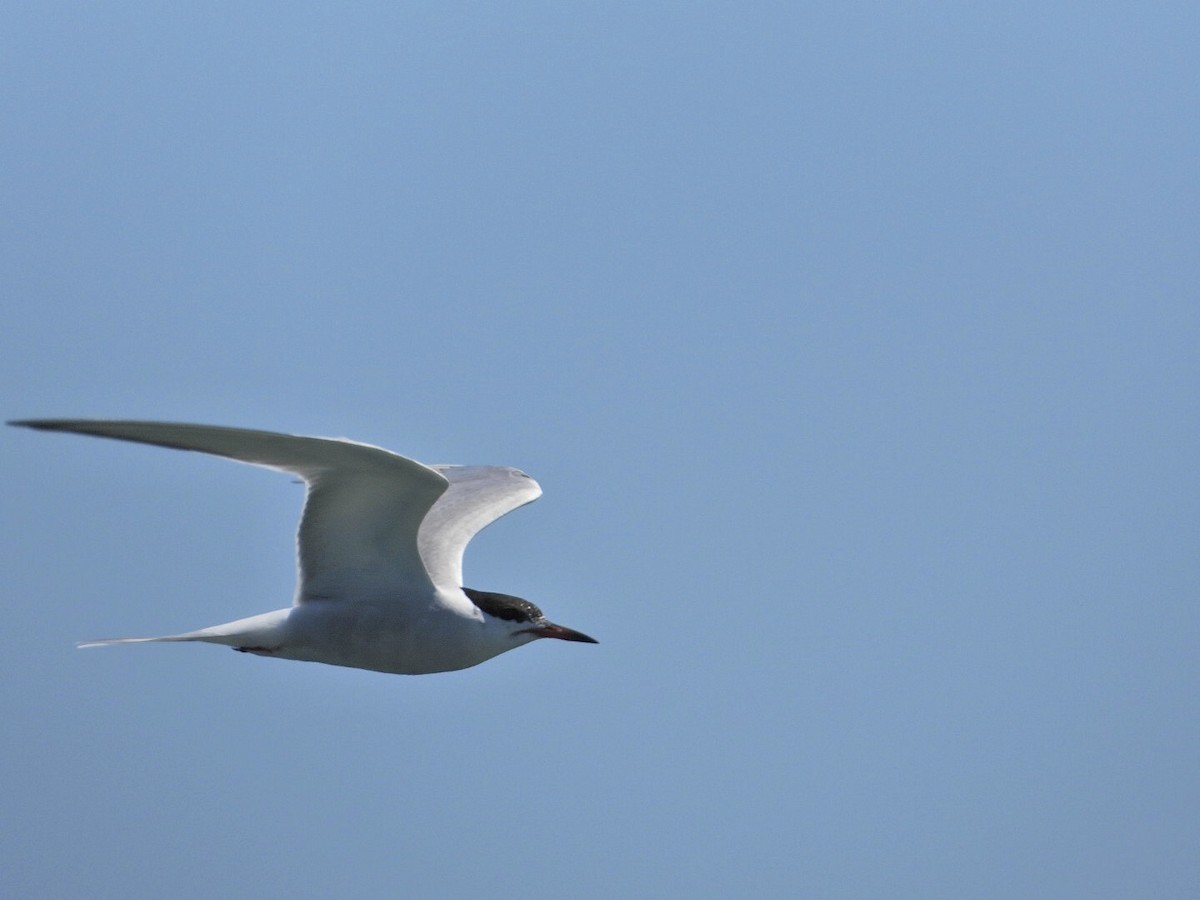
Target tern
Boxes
[10,419,596,675]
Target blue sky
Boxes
[2,4,1196,897]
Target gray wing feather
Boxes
[10,420,449,603]
[418,464,542,590]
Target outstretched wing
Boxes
[9,420,449,604]
[418,464,542,591]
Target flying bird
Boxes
[9,419,596,675]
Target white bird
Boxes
[10,419,596,675]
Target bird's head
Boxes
[463,588,597,645]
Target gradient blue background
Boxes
[3,4,1196,897]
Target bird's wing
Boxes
[9,420,449,604]
[418,464,542,590]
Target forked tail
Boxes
[77,634,202,649]
[76,609,292,651]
